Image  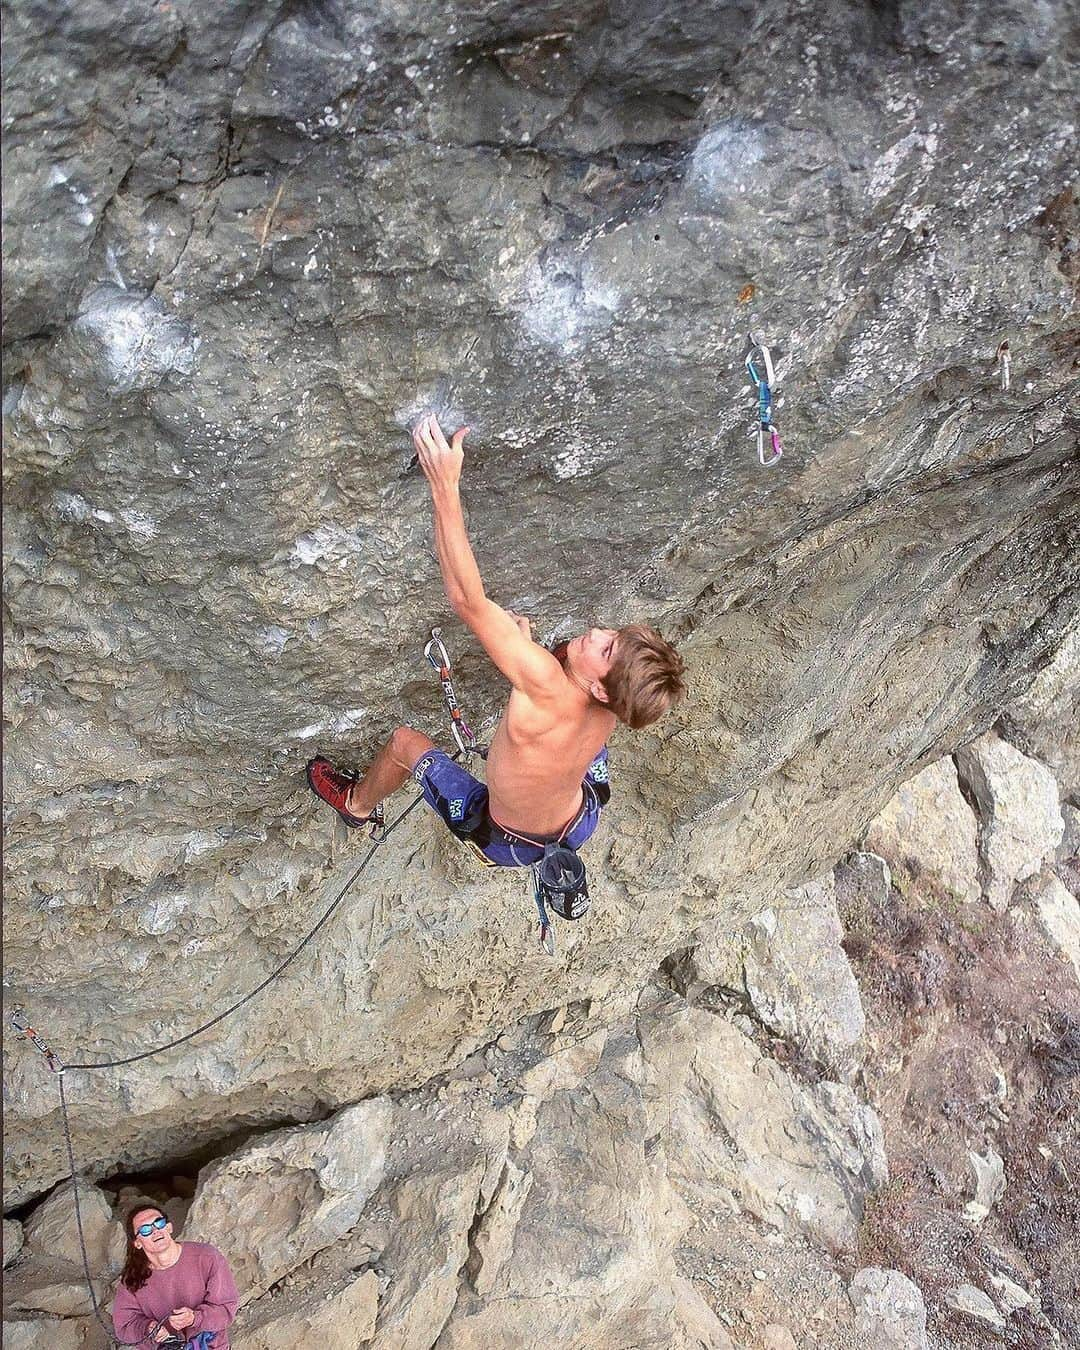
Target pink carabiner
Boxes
[758,424,783,467]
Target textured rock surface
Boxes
[862,756,981,905]
[956,731,1065,909]
[848,1267,929,1350]
[2,0,1079,1258]
[742,874,866,1078]
[183,1099,392,1302]
[1031,870,1080,980]
[1001,622,1080,795]
[666,1007,886,1252]
[1,1316,85,1350]
[3,1219,24,1268]
[22,1180,124,1276]
[946,1282,1006,1332]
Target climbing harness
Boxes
[997,340,1011,391]
[425,626,486,757]
[745,333,784,467]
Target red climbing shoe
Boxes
[306,756,381,831]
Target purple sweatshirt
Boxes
[112,1242,239,1348]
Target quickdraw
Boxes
[10,1006,65,1074]
[997,340,1011,391]
[531,867,557,957]
[745,333,784,467]
[424,627,486,757]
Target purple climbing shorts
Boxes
[410,747,611,868]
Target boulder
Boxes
[1032,872,1080,981]
[988,1272,1033,1315]
[183,1099,393,1302]
[863,757,980,905]
[235,1268,379,1348]
[956,732,1064,910]
[742,873,865,1078]
[22,1179,124,1275]
[670,1276,736,1350]
[1,1316,85,1350]
[964,1146,1005,1224]
[848,1267,929,1350]
[946,1283,1006,1333]
[2,1256,105,1317]
[1000,624,1080,794]
[3,1218,24,1267]
[667,1009,887,1253]
[834,852,892,922]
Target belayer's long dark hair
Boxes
[120,1204,168,1292]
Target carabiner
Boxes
[424,627,452,674]
[754,423,783,467]
[532,867,557,956]
[10,1007,65,1073]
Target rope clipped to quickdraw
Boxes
[425,627,486,757]
[745,333,784,467]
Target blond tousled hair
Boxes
[600,623,686,729]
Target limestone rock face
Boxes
[1031,871,1080,981]
[235,1268,380,1349]
[849,1267,930,1350]
[956,732,1065,910]
[862,757,980,905]
[2,0,1078,1239]
[21,1180,124,1276]
[1,1316,86,1350]
[3,1220,24,1268]
[666,1008,886,1252]
[1001,623,1080,794]
[742,874,865,1078]
[183,1099,393,1302]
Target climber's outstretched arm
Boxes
[413,414,560,697]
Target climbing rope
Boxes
[10,783,431,1344]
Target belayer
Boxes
[307,413,686,916]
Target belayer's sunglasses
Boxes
[135,1216,169,1238]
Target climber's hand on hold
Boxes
[507,612,533,639]
[412,414,468,493]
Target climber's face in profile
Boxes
[566,627,618,688]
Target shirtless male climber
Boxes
[306,413,686,872]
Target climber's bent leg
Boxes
[346,726,437,818]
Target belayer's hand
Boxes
[413,414,468,491]
[168,1307,196,1330]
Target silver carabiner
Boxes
[754,423,784,467]
[424,627,452,672]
